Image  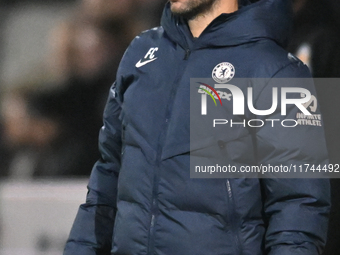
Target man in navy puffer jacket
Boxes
[64,0,331,254]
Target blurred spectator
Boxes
[1,85,96,178]
[288,1,340,255]
[288,0,340,171]
[45,0,167,164]
[47,5,136,85]
[44,2,143,176]
[46,16,127,140]
[289,0,340,77]
[46,0,167,85]
[0,0,167,180]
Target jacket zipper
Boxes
[184,48,191,60]
[176,22,191,60]
[147,198,157,255]
[147,45,191,255]
[226,179,243,255]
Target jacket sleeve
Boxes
[253,62,331,255]
[64,83,122,255]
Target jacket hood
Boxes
[161,0,293,49]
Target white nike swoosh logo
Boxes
[135,58,158,68]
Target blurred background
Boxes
[0,0,339,254]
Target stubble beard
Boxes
[170,0,219,20]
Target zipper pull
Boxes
[184,49,191,60]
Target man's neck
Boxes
[188,0,238,38]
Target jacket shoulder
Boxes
[119,27,164,67]
[114,27,164,96]
[247,40,311,78]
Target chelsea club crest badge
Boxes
[212,62,235,83]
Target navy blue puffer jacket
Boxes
[64,0,330,254]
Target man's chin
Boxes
[170,3,194,19]
[170,2,184,14]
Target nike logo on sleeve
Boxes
[135,58,158,68]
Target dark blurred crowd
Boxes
[288,2,340,254]
[0,0,340,179]
[0,0,166,179]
